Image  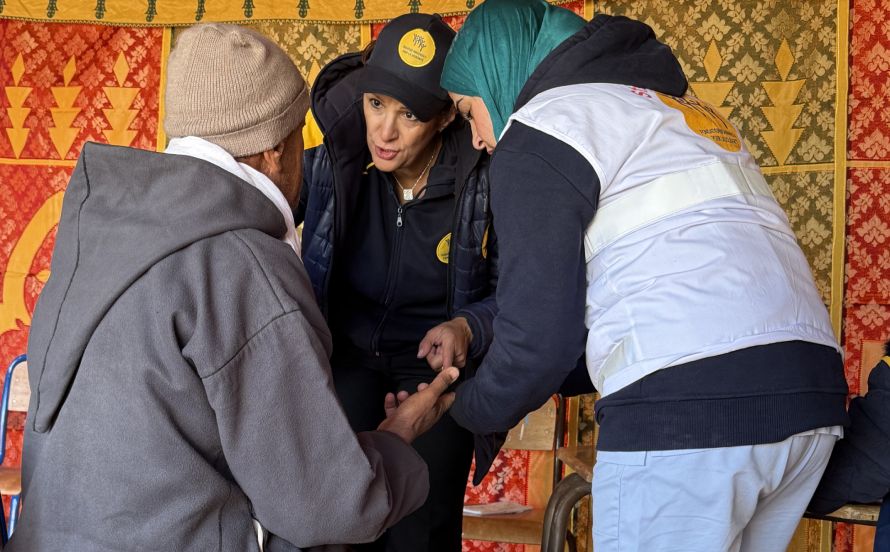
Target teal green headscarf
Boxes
[441,0,585,139]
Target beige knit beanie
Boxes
[164,23,309,157]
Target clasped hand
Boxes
[377,367,459,444]
[417,317,473,371]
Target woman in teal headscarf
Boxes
[441,2,848,552]
[441,0,584,143]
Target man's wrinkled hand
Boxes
[417,317,473,371]
[377,367,459,444]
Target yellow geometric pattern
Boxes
[5,53,32,158]
[0,191,63,334]
[689,41,735,120]
[49,57,82,159]
[102,53,140,147]
[761,40,806,166]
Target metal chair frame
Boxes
[0,354,28,545]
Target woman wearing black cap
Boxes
[295,13,497,552]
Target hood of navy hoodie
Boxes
[311,52,365,138]
[514,14,688,113]
[27,141,286,433]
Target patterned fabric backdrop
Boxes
[838,0,890,549]
[0,0,570,25]
[0,17,168,519]
[1,1,887,551]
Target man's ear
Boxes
[262,138,287,172]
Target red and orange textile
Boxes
[1,0,887,550]
[0,20,168,518]
[837,0,890,549]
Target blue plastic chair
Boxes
[0,354,28,544]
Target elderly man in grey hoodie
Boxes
[9,23,456,552]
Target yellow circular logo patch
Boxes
[655,92,741,152]
[436,233,451,264]
[398,29,436,68]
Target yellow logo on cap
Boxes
[437,233,451,264]
[656,92,741,152]
[398,29,436,68]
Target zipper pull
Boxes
[396,206,403,228]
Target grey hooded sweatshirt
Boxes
[10,142,428,551]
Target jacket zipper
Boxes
[445,191,461,318]
[369,193,407,355]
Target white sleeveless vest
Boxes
[505,83,839,397]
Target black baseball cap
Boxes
[358,13,455,121]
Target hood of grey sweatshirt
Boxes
[28,140,287,433]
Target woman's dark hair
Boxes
[360,40,376,64]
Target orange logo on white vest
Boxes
[656,92,741,152]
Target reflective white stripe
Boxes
[584,162,775,261]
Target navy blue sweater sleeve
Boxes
[456,297,497,360]
[809,357,890,514]
[455,225,499,360]
[449,122,598,434]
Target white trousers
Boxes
[591,428,840,552]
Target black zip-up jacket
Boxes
[297,52,498,361]
[295,53,503,483]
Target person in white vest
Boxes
[440,1,849,551]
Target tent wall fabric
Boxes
[1,0,888,550]
[0,0,580,25]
